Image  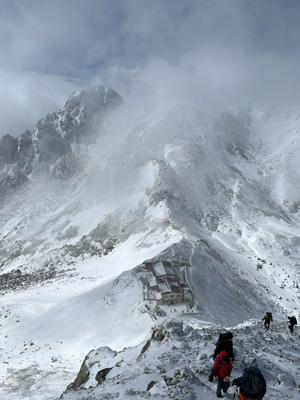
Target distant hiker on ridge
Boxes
[232,366,266,400]
[208,332,234,382]
[262,312,273,330]
[287,315,297,333]
[213,350,232,398]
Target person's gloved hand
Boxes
[213,376,218,382]
[232,385,238,393]
[223,376,230,382]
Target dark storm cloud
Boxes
[0,0,300,134]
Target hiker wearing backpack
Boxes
[262,312,273,330]
[287,316,297,333]
[208,332,234,382]
[213,332,234,360]
[213,350,232,398]
[232,366,266,400]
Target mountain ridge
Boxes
[0,86,299,399]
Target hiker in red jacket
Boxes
[213,350,232,398]
[208,331,234,382]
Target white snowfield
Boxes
[0,91,299,399]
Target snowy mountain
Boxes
[0,85,123,195]
[0,86,299,399]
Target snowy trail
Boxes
[58,318,300,400]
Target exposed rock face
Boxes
[95,367,113,385]
[73,355,91,389]
[151,326,167,341]
[64,346,116,393]
[146,380,156,391]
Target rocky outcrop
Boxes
[95,367,113,385]
[0,85,123,199]
[60,319,300,400]
[73,355,91,389]
[0,267,58,293]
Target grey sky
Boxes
[1,0,300,135]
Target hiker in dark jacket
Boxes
[208,332,234,382]
[232,367,266,400]
[213,331,234,360]
[262,312,273,330]
[287,316,297,333]
[213,351,232,398]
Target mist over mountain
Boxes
[0,86,299,399]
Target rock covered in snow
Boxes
[60,319,300,400]
[0,85,124,199]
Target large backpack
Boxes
[216,333,226,346]
[242,367,265,396]
[243,366,262,376]
[291,316,297,325]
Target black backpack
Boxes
[217,333,225,343]
[291,316,297,325]
[244,366,262,373]
[242,367,265,396]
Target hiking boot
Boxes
[208,376,213,382]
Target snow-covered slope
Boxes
[60,319,300,400]
[0,87,299,399]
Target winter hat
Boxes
[225,332,233,340]
[220,351,229,360]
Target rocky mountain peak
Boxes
[0,85,124,198]
[63,85,123,115]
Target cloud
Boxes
[0,69,86,135]
[106,44,300,108]
[0,0,300,135]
